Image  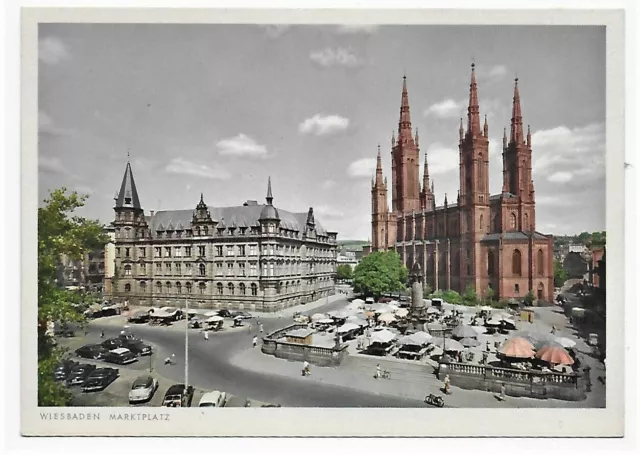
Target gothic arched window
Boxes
[488,251,495,276]
[251,283,258,296]
[140,281,147,293]
[524,213,530,231]
[185,282,192,294]
[176,282,182,293]
[479,215,484,231]
[199,263,206,277]
[239,283,246,295]
[156,281,162,293]
[537,249,544,275]
[199,282,207,295]
[512,249,522,276]
[216,282,223,295]
[124,283,131,292]
[510,213,517,230]
[228,283,235,295]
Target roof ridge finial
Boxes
[266,176,274,205]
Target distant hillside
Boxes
[337,240,369,251]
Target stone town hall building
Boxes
[111,164,338,312]
[371,64,554,302]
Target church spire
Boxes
[115,161,142,209]
[467,63,481,136]
[397,75,413,143]
[422,152,430,192]
[510,77,524,144]
[483,114,489,137]
[375,144,384,186]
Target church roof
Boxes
[481,231,549,242]
[115,162,142,209]
[148,205,329,237]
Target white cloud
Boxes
[39,36,70,65]
[335,24,379,34]
[216,134,268,158]
[487,65,507,80]
[299,114,350,136]
[165,158,231,180]
[532,123,605,182]
[425,143,459,174]
[547,171,574,183]
[424,99,464,119]
[262,25,291,38]
[321,180,337,190]
[347,158,377,178]
[39,155,65,174]
[309,47,362,68]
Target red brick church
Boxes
[371,64,554,302]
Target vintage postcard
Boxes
[21,7,625,437]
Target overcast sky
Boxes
[38,24,605,240]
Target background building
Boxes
[371,65,554,301]
[111,164,338,312]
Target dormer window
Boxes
[124,197,132,205]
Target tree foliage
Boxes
[461,284,478,306]
[335,264,353,281]
[442,290,462,305]
[352,251,407,298]
[38,188,109,406]
[554,259,569,288]
[485,287,496,302]
[524,290,536,305]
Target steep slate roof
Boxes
[489,192,517,201]
[148,204,329,237]
[481,231,549,242]
[115,162,142,209]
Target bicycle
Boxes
[375,369,391,380]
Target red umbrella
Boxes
[498,337,535,359]
[535,346,574,365]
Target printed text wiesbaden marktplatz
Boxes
[40,412,170,421]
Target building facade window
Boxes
[228,283,234,295]
[216,282,223,295]
[140,281,146,292]
[226,246,235,256]
[155,247,162,258]
[185,247,192,257]
[227,263,233,276]
[512,249,522,276]
[487,251,495,276]
[174,247,182,257]
[537,249,544,275]
[156,281,162,293]
[251,283,258,296]
[166,263,172,275]
[175,263,181,275]
[199,246,206,257]
[510,213,517,230]
[165,247,171,258]
[199,282,206,295]
[116,247,121,258]
[166,282,172,293]
[250,264,257,276]
[238,263,246,276]
[239,245,246,256]
[186,282,192,294]
[124,283,131,292]
[199,263,206,276]
[216,263,223,275]
[155,263,162,274]
[250,245,257,256]
[239,283,246,295]
[216,246,223,256]
[479,215,484,231]
[176,282,182,294]
[524,213,530,231]
[514,284,520,295]
[124,265,132,276]
[139,247,146,257]
[185,263,192,275]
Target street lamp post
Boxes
[184,296,189,391]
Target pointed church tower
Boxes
[420,152,435,211]
[113,160,147,241]
[391,75,421,213]
[372,145,390,250]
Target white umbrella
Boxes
[206,315,223,323]
[471,325,487,335]
[387,304,400,313]
[378,313,396,323]
[408,331,433,345]
[370,329,396,344]
[398,335,421,346]
[204,311,220,317]
[395,308,409,318]
[187,309,198,315]
[451,324,478,339]
[435,338,465,352]
[311,313,326,322]
[555,337,577,349]
[346,316,368,326]
[427,307,440,314]
[318,318,335,325]
[479,305,492,312]
[352,298,365,305]
[337,323,360,333]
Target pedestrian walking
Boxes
[551,325,557,334]
[375,364,381,379]
[253,336,258,348]
[259,323,264,334]
[100,330,105,339]
[444,374,451,395]
[204,330,209,341]
[500,383,506,401]
[486,341,491,352]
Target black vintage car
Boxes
[101,338,126,350]
[54,359,79,381]
[122,339,152,356]
[217,309,232,318]
[162,384,195,408]
[75,344,108,360]
[103,348,138,365]
[66,364,97,386]
[82,368,119,392]
[118,333,141,343]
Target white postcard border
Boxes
[20,7,626,437]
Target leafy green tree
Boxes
[523,290,535,306]
[38,188,109,406]
[442,289,462,305]
[493,299,509,309]
[485,287,496,302]
[554,259,569,287]
[429,289,444,299]
[335,264,353,281]
[461,284,478,306]
[352,251,407,298]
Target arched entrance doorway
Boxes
[537,282,544,300]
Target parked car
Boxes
[101,338,126,350]
[224,396,252,407]
[54,359,79,381]
[198,391,227,408]
[162,384,195,407]
[118,333,141,343]
[82,368,119,392]
[104,347,138,365]
[217,309,232,318]
[128,375,159,403]
[128,311,150,324]
[123,340,152,356]
[66,364,97,386]
[75,344,108,360]
[230,311,253,320]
